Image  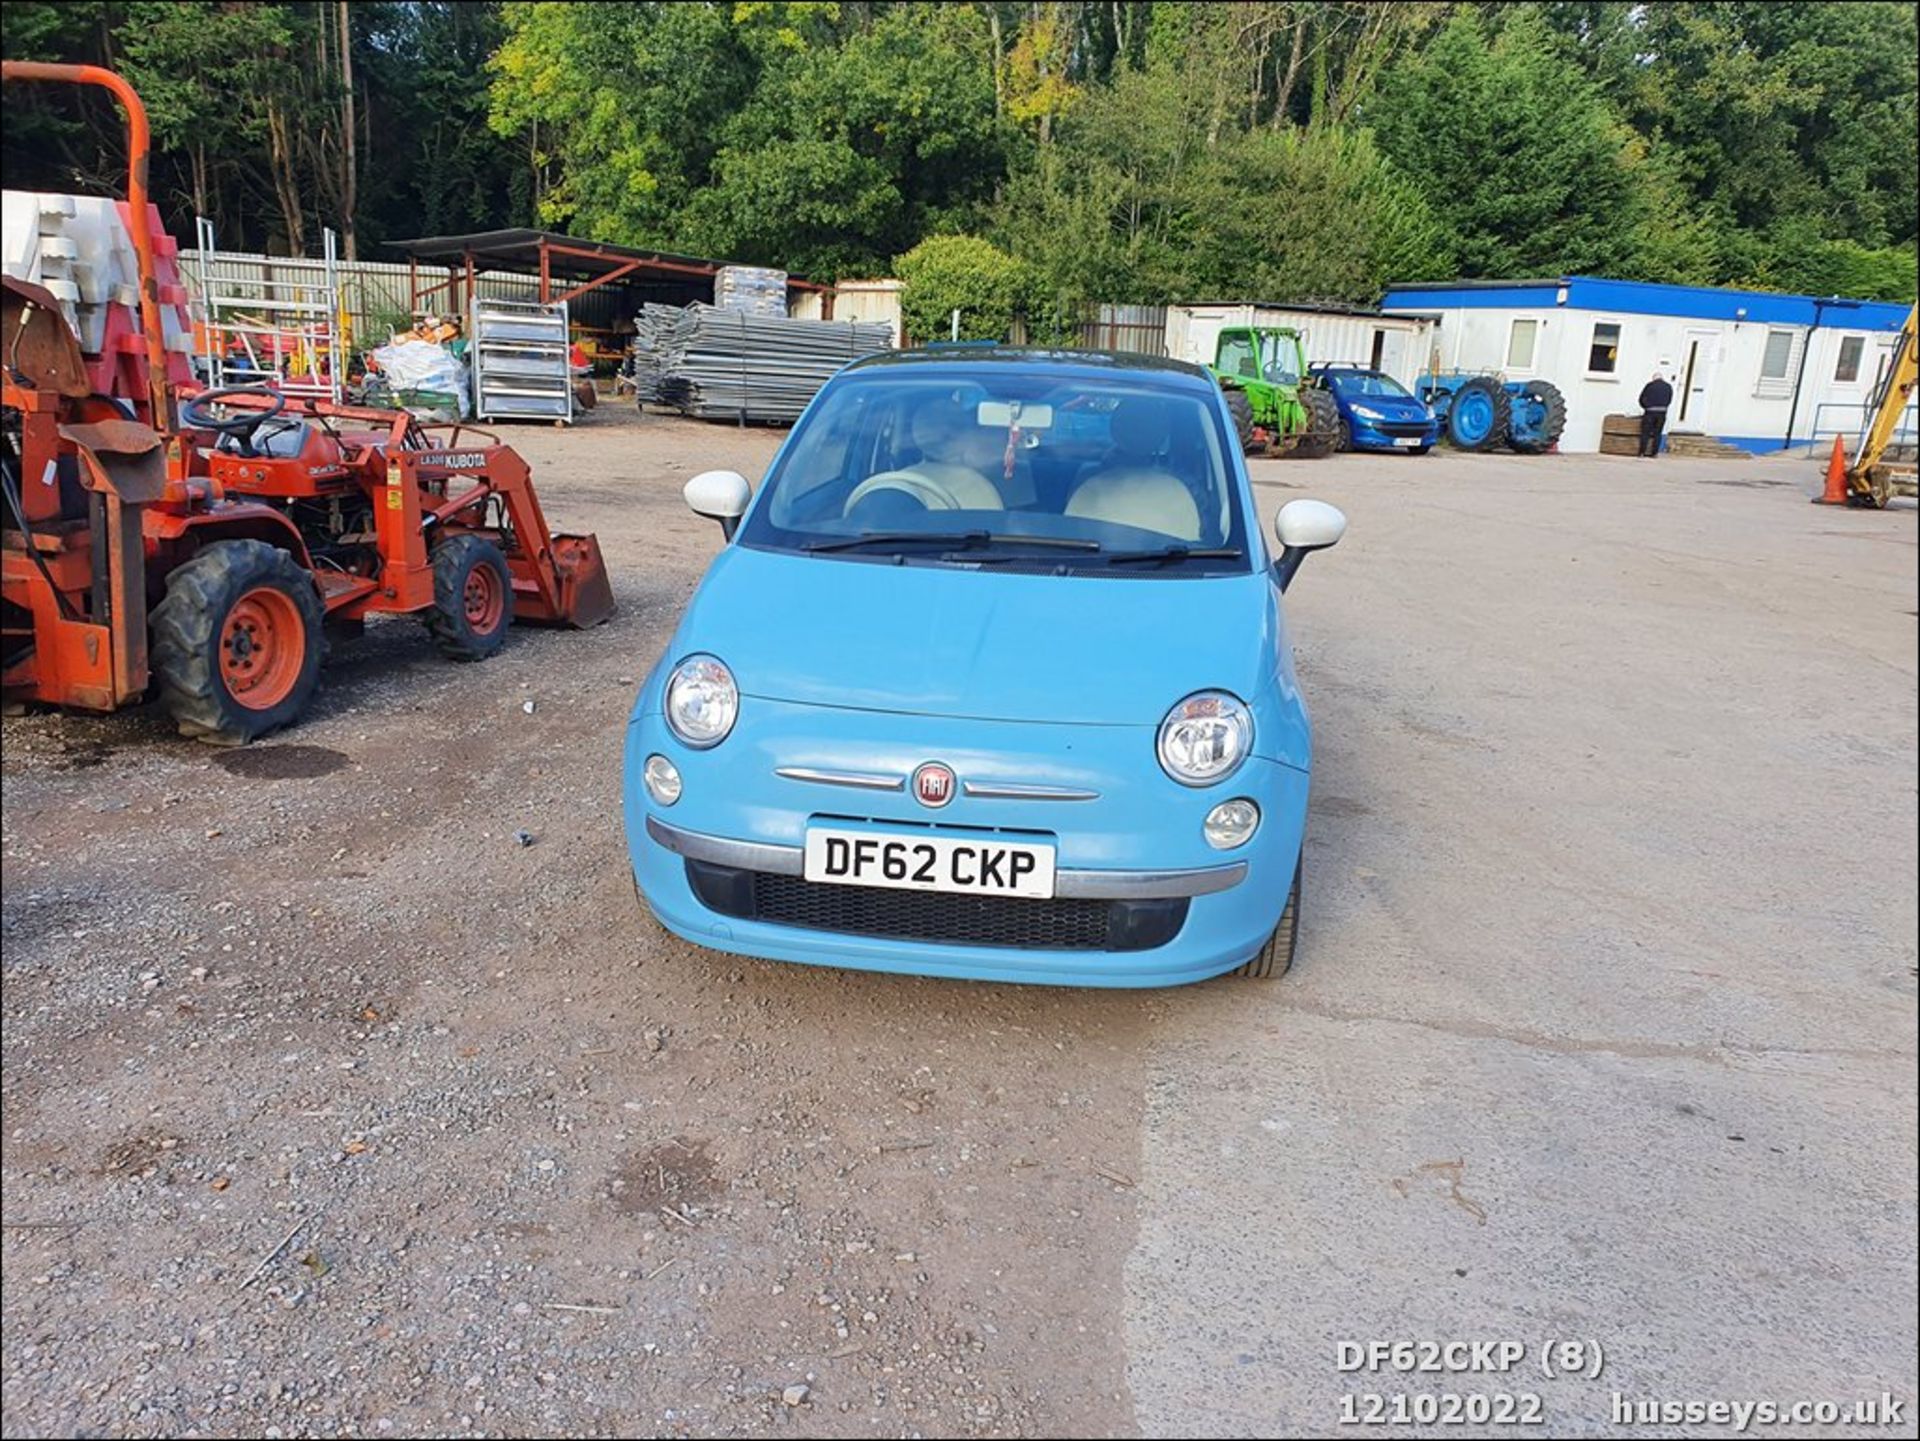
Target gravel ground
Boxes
[3,405,1915,1439]
[3,405,1142,1439]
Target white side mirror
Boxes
[1273,499,1347,591]
[684,470,751,539]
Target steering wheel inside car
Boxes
[179,386,288,458]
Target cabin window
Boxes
[1834,335,1865,383]
[1587,322,1620,374]
[1507,319,1539,370]
[1759,330,1796,382]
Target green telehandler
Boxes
[1206,326,1340,458]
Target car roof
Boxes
[845,345,1215,390]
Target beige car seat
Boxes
[1065,399,1202,541]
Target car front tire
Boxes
[1228,861,1299,979]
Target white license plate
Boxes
[1393,437,1422,448]
[803,827,1056,899]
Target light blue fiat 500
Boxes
[623,348,1346,987]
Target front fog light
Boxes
[1204,798,1259,849]
[643,753,683,806]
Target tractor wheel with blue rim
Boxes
[1445,376,1510,451]
[1505,379,1566,454]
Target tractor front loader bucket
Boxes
[548,532,615,629]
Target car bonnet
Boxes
[674,544,1278,726]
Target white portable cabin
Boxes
[1164,303,1436,390]
[1380,276,1913,454]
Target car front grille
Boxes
[683,861,1187,952]
[1374,420,1432,437]
[753,871,1115,948]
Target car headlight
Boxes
[1351,405,1383,421]
[1157,691,1252,786]
[664,654,737,748]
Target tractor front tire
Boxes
[426,533,514,661]
[1224,389,1256,453]
[1228,862,1300,979]
[1507,379,1567,454]
[1293,388,1341,459]
[151,539,326,746]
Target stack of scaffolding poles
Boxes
[631,303,893,424]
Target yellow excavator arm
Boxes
[1848,303,1918,507]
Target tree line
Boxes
[5,1,1914,309]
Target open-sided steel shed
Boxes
[386,228,825,336]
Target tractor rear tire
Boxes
[1228,862,1300,979]
[151,539,326,746]
[1506,379,1567,454]
[1292,388,1340,459]
[1224,389,1255,452]
[1444,376,1511,451]
[426,532,514,662]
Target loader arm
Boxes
[1847,304,1918,506]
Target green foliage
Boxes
[1186,127,1453,301]
[1736,221,1918,304]
[683,4,1008,278]
[487,2,1002,278]
[3,0,1913,305]
[1368,11,1650,277]
[997,59,1450,308]
[894,235,1033,342]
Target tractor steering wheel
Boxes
[180,386,289,457]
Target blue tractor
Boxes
[1418,372,1567,454]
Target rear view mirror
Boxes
[1273,499,1347,591]
[684,470,751,540]
[977,401,1052,429]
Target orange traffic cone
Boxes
[1812,435,1850,505]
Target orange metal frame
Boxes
[1,61,173,430]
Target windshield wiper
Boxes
[805,529,1099,554]
[1097,545,1244,566]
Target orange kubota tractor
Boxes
[2,63,612,744]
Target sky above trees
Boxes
[5,2,1915,304]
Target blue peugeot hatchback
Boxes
[1310,364,1439,454]
[623,349,1347,987]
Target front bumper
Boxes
[1350,415,1438,450]
[622,695,1309,987]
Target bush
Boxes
[893,235,1034,343]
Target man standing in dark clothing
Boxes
[1637,371,1674,457]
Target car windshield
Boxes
[738,368,1250,576]
[1327,371,1413,399]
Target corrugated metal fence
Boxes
[1074,303,1169,356]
